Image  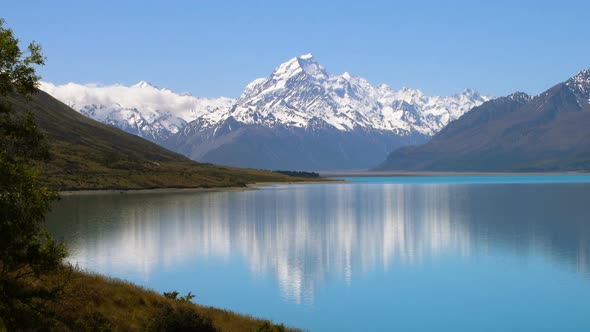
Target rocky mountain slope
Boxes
[376,68,590,172]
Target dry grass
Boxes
[30,266,300,331]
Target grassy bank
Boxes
[2,93,314,330]
[3,91,319,191]
[4,265,298,332]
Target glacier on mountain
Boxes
[193,54,490,136]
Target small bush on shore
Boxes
[147,302,218,332]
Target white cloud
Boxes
[39,81,235,123]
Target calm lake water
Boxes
[46,176,590,331]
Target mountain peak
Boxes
[399,87,425,97]
[567,68,590,86]
[507,91,532,103]
[132,80,156,89]
[271,54,328,81]
[572,68,590,79]
[457,88,482,99]
[566,67,590,101]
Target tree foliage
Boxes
[0,18,66,327]
[0,18,45,97]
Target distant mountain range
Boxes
[40,81,233,142]
[41,54,489,170]
[377,68,590,171]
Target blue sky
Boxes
[3,0,589,97]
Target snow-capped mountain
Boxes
[167,54,490,170]
[194,54,489,136]
[565,68,590,105]
[39,81,234,142]
[40,54,490,170]
[377,67,590,172]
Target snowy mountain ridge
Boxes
[565,68,590,105]
[39,81,234,142]
[195,53,491,136]
[41,54,489,144]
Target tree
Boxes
[0,18,66,327]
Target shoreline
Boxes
[58,180,338,196]
[320,171,590,177]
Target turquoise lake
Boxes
[46,175,590,331]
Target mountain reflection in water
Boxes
[48,182,590,305]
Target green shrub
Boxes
[163,290,195,302]
[147,303,218,332]
[256,321,288,332]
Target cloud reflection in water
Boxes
[48,183,590,304]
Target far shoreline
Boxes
[320,170,590,177]
[58,172,590,196]
[58,179,338,196]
